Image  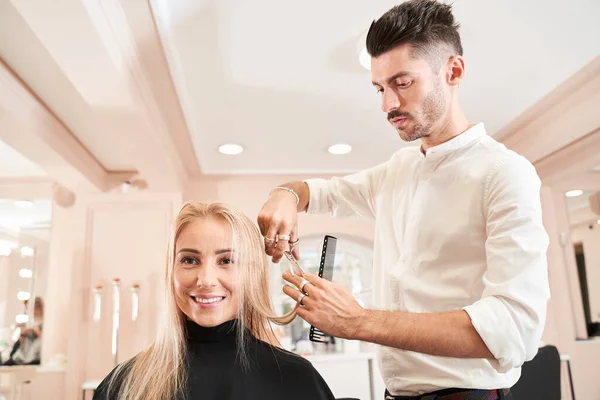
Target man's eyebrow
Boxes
[372,71,412,86]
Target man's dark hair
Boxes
[366,0,463,68]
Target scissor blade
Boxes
[283,251,304,276]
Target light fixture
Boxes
[565,190,583,198]
[17,291,31,301]
[19,268,33,278]
[15,314,29,324]
[358,47,371,71]
[328,144,352,155]
[597,219,600,225]
[13,200,33,208]
[218,144,244,155]
[356,32,371,71]
[20,246,35,257]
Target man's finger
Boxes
[282,284,313,309]
[264,225,279,256]
[283,272,317,297]
[289,225,300,260]
[282,271,304,287]
[301,272,329,289]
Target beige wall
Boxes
[184,175,376,243]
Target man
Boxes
[257,1,549,399]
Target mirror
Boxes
[269,234,373,355]
[565,190,600,338]
[0,198,52,366]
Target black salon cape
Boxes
[93,320,335,400]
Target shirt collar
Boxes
[422,123,487,156]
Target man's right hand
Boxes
[258,184,307,263]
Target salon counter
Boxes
[0,365,65,400]
[305,351,386,400]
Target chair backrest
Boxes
[510,345,561,400]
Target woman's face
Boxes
[174,216,239,327]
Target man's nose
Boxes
[381,90,401,114]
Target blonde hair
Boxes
[108,201,298,400]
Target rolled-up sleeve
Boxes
[463,153,550,373]
[303,160,389,220]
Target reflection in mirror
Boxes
[269,235,373,355]
[565,190,600,338]
[0,198,52,366]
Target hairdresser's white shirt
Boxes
[303,123,550,396]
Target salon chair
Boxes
[510,345,562,400]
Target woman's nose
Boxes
[196,265,217,288]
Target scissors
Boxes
[283,251,305,276]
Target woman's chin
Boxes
[189,312,235,328]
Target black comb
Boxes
[309,235,337,343]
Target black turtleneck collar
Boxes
[185,319,239,343]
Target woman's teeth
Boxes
[194,297,224,304]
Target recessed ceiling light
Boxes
[565,190,583,198]
[14,200,33,208]
[328,144,352,155]
[358,46,371,71]
[597,219,600,225]
[356,32,370,71]
[218,144,244,155]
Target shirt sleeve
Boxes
[463,153,550,373]
[303,159,390,220]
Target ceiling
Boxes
[0,0,599,182]
[150,0,600,174]
[0,139,47,178]
[0,199,52,235]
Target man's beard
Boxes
[388,80,446,142]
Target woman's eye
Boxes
[180,256,198,266]
[220,257,234,265]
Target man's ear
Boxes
[447,55,465,86]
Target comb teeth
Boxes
[310,235,337,343]
[309,327,328,343]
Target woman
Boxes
[93,201,335,400]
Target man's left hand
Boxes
[282,272,366,339]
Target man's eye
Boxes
[397,81,412,88]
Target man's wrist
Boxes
[270,181,309,213]
[353,309,381,341]
[270,186,300,205]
